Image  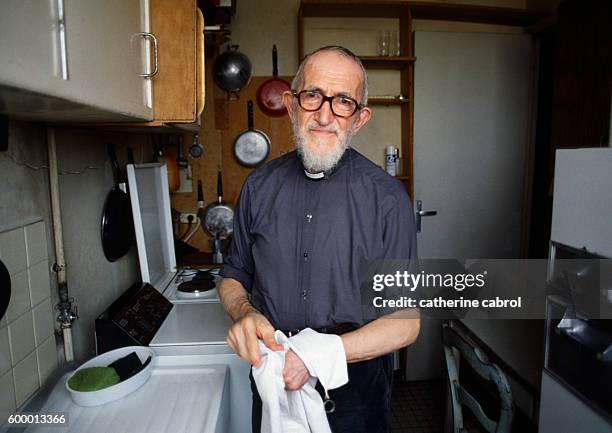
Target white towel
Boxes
[252,328,348,433]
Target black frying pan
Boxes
[233,100,271,167]
[101,144,134,262]
[0,260,10,321]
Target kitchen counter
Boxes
[151,302,233,347]
[2,360,230,433]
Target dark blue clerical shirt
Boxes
[220,148,417,330]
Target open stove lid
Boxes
[127,163,177,292]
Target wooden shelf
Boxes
[300,0,548,27]
[50,120,200,133]
[409,2,547,27]
[368,97,409,106]
[300,1,409,18]
[360,56,416,69]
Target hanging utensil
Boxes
[233,100,271,167]
[0,260,10,321]
[153,135,180,192]
[256,45,291,117]
[203,169,234,239]
[101,144,134,262]
[212,44,252,100]
[203,169,234,263]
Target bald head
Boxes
[291,46,369,106]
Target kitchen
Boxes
[1,0,611,432]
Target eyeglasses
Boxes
[292,90,364,118]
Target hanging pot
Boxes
[203,170,234,240]
[213,45,252,100]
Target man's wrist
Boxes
[230,298,260,322]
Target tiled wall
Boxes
[0,221,58,424]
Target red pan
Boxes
[256,45,291,117]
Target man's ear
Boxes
[283,91,296,121]
[351,107,372,135]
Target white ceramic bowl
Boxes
[66,346,155,407]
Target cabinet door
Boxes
[0,1,61,94]
[150,0,198,122]
[62,0,152,121]
[0,0,152,121]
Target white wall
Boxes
[228,0,527,77]
[228,0,532,168]
[0,121,148,417]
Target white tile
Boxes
[0,228,27,275]
[32,298,54,346]
[0,326,10,376]
[12,351,39,407]
[28,261,51,307]
[8,311,35,366]
[0,370,16,425]
[24,222,48,267]
[4,271,30,324]
[36,336,57,387]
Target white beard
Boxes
[293,117,355,173]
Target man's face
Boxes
[283,51,372,172]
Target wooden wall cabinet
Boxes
[148,0,205,128]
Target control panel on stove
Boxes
[95,283,173,354]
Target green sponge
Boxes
[68,367,120,392]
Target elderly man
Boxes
[219,45,419,433]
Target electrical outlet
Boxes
[180,213,197,223]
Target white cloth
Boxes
[252,328,348,433]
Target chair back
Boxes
[442,321,513,433]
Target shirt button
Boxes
[303,251,308,261]
[302,289,307,300]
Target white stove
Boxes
[126,163,222,305]
[124,163,251,433]
[163,268,221,303]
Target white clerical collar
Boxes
[304,170,325,180]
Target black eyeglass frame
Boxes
[291,90,365,118]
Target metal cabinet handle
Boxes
[54,0,69,80]
[133,32,159,78]
[415,200,437,233]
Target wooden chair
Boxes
[442,321,514,433]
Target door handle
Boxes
[415,200,437,233]
[133,32,159,78]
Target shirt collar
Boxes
[301,148,353,181]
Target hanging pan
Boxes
[101,144,134,262]
[203,169,234,239]
[233,100,270,167]
[0,260,10,322]
[256,45,291,117]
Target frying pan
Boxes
[203,170,234,239]
[234,100,271,167]
[256,45,291,117]
[0,260,10,321]
[101,144,134,262]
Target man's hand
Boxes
[283,349,311,390]
[226,312,283,367]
